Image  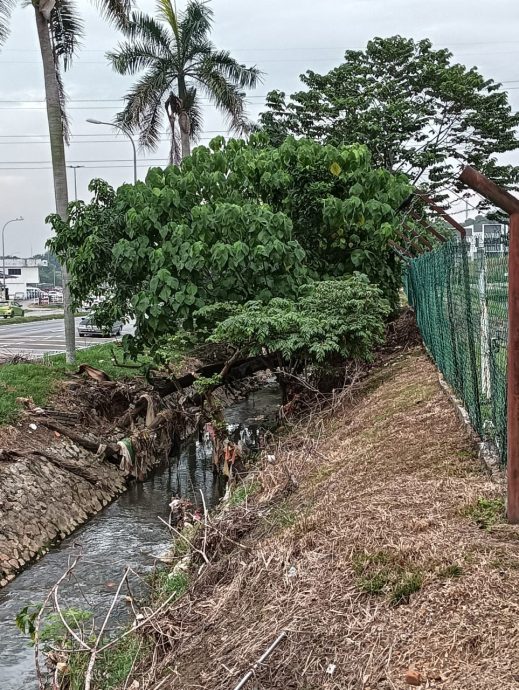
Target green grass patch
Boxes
[466,497,506,529]
[0,343,154,425]
[149,569,189,603]
[228,480,261,507]
[267,504,298,529]
[438,563,463,579]
[0,362,64,424]
[352,550,425,605]
[58,632,148,690]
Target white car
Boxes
[78,317,123,337]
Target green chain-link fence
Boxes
[404,239,508,462]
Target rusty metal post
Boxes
[508,212,519,522]
[459,166,519,523]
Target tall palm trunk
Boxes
[177,75,191,160]
[34,3,76,364]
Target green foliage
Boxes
[15,604,43,643]
[15,605,92,645]
[0,363,64,425]
[39,608,93,643]
[210,275,390,368]
[193,373,223,394]
[259,36,519,193]
[48,136,409,355]
[466,498,506,529]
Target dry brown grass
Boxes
[130,349,519,690]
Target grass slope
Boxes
[119,349,513,690]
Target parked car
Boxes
[0,301,24,318]
[78,317,123,337]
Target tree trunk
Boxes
[177,76,191,160]
[34,4,76,364]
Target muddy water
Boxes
[0,385,280,689]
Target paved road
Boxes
[0,317,133,358]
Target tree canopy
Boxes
[48,135,410,355]
[258,36,519,193]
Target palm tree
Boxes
[108,0,263,164]
[0,0,132,364]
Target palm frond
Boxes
[156,0,179,40]
[179,0,213,53]
[0,0,17,46]
[107,39,167,75]
[90,0,133,30]
[54,60,71,144]
[197,69,250,134]
[197,49,263,89]
[120,10,172,53]
[49,0,84,70]
[116,65,171,149]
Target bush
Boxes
[209,274,390,368]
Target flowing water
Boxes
[0,385,280,689]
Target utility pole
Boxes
[67,165,84,201]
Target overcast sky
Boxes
[0,0,518,256]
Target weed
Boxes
[438,563,463,579]
[267,503,298,530]
[150,569,189,602]
[228,480,260,507]
[390,572,424,605]
[353,550,424,605]
[466,498,505,529]
[65,633,148,690]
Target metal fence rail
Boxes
[405,239,508,463]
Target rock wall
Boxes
[0,439,126,587]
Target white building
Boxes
[463,216,508,260]
[0,258,47,299]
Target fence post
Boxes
[460,238,483,432]
[508,212,519,521]
[459,166,519,523]
[479,253,491,399]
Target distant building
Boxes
[0,258,47,299]
[463,215,508,259]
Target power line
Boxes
[2,40,519,53]
[0,130,227,138]
[0,157,173,165]
[0,96,269,103]
[0,164,160,171]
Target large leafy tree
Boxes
[0,0,132,363]
[259,36,519,194]
[107,0,263,163]
[48,135,410,353]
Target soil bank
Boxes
[122,348,517,690]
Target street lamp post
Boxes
[68,165,85,201]
[86,119,138,184]
[2,217,23,299]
